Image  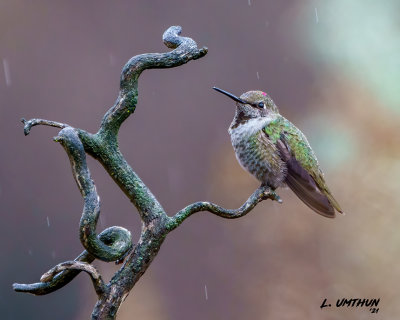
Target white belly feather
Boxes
[228,116,286,188]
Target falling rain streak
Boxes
[256,72,260,80]
[47,216,50,227]
[204,285,208,300]
[248,0,251,6]
[3,58,11,86]
[109,53,115,66]
[315,8,319,24]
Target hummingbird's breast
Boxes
[229,117,286,189]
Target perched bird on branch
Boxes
[214,87,343,218]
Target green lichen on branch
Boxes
[57,127,133,262]
[13,26,278,320]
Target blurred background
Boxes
[1,0,399,319]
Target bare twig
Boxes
[167,186,281,231]
[41,261,106,297]
[21,118,69,136]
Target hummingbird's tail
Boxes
[276,138,343,218]
[324,189,344,215]
[285,172,337,218]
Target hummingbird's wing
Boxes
[264,117,343,218]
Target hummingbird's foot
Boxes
[269,190,283,203]
[259,184,282,203]
[259,185,282,203]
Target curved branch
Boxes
[13,226,124,295]
[167,186,282,232]
[21,118,69,136]
[56,127,132,262]
[98,25,208,138]
[41,261,106,297]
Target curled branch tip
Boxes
[99,25,208,137]
[13,226,130,296]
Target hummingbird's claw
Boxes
[269,191,282,203]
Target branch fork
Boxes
[14,26,279,319]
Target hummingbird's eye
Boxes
[258,102,265,109]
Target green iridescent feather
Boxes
[264,116,342,213]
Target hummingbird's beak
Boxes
[213,87,247,104]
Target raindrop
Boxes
[248,0,251,6]
[167,166,183,194]
[109,53,116,66]
[256,72,260,80]
[28,250,33,256]
[204,285,208,300]
[46,216,50,227]
[100,214,106,226]
[314,8,319,24]
[2,58,11,87]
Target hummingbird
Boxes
[213,87,343,218]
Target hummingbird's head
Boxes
[213,87,279,120]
